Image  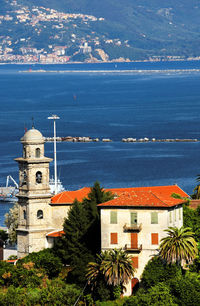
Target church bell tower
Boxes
[15,127,53,257]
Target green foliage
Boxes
[191,175,200,199]
[168,273,200,306]
[159,226,198,265]
[0,286,25,306]
[171,193,183,199]
[87,249,134,301]
[96,300,124,306]
[0,230,8,244]
[141,256,182,290]
[4,1,200,61]
[113,285,121,300]
[92,279,112,302]
[124,283,176,306]
[38,281,81,306]
[54,182,113,286]
[4,202,19,244]
[17,248,62,279]
[0,261,15,287]
[0,280,81,306]
[0,259,42,289]
[183,205,200,243]
[7,255,17,260]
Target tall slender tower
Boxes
[15,127,53,257]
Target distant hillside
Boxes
[1,0,200,62]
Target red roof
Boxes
[51,185,188,208]
[98,185,188,208]
[46,230,65,238]
[51,187,91,204]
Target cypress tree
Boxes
[54,182,113,286]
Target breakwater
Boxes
[19,68,200,74]
[45,136,199,143]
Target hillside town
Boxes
[1,0,200,63]
[0,0,128,63]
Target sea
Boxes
[1,60,200,226]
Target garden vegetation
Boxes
[0,182,200,305]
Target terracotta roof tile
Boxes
[98,185,188,208]
[51,187,91,204]
[46,230,65,238]
[51,185,188,208]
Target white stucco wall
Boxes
[100,205,183,296]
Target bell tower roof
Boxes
[21,128,45,144]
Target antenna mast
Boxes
[47,114,60,194]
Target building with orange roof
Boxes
[97,185,188,296]
[14,127,189,296]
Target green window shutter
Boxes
[174,209,177,221]
[131,212,137,225]
[179,208,181,220]
[151,212,158,224]
[110,211,117,224]
[170,211,172,223]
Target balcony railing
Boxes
[123,223,142,232]
[124,244,142,252]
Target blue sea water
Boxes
[1,60,200,226]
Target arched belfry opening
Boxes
[37,210,43,219]
[36,171,42,184]
[36,148,40,158]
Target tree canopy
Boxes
[54,181,113,285]
[159,226,198,266]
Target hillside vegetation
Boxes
[1,0,200,62]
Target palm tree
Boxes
[159,226,198,266]
[87,249,135,289]
[87,251,109,288]
[191,175,200,199]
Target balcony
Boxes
[123,223,142,232]
[124,244,142,252]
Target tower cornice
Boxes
[15,157,53,163]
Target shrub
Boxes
[17,248,62,278]
[0,261,15,287]
[140,256,182,289]
[124,283,176,306]
[168,273,200,306]
[0,286,25,306]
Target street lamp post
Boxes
[47,114,60,194]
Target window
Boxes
[23,147,26,158]
[131,257,138,269]
[22,171,27,185]
[110,211,117,224]
[131,212,137,225]
[110,233,118,244]
[174,209,177,222]
[37,210,43,219]
[23,210,26,219]
[179,208,182,220]
[169,211,172,223]
[35,148,40,158]
[36,171,42,184]
[151,233,159,245]
[151,212,158,224]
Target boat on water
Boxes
[0,176,18,203]
[49,177,65,194]
[0,175,64,202]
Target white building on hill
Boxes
[15,127,188,295]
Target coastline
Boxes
[1,58,200,65]
[18,68,200,74]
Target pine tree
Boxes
[54,182,113,286]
